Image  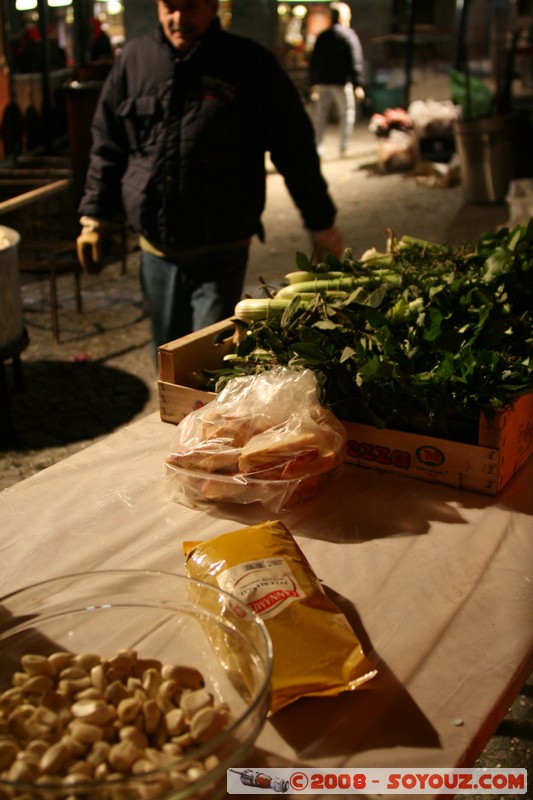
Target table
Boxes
[0,412,532,799]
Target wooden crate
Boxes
[158,319,533,496]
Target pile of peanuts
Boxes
[0,649,234,799]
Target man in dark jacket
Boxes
[309,2,365,157]
[77,0,342,351]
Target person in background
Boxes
[48,25,67,69]
[12,23,66,72]
[14,25,42,73]
[309,2,365,157]
[77,0,342,352]
[90,18,114,62]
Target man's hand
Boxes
[355,86,366,101]
[309,225,344,262]
[310,85,320,103]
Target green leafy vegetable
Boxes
[206,224,533,443]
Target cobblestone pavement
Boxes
[0,108,531,790]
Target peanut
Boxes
[73,653,102,673]
[47,652,74,673]
[162,665,204,690]
[108,740,144,772]
[141,699,160,735]
[71,699,113,726]
[68,720,104,745]
[0,649,234,799]
[39,741,71,774]
[116,697,142,725]
[164,708,186,737]
[179,688,212,718]
[141,668,161,698]
[20,655,55,679]
[189,706,224,743]
[0,740,19,770]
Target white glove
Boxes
[77,216,123,274]
[77,216,108,274]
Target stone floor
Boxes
[0,89,531,795]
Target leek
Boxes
[284,270,345,284]
[276,273,400,299]
[233,298,293,322]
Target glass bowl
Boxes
[0,570,273,800]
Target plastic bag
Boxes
[377,129,419,172]
[408,99,460,137]
[506,178,533,226]
[183,520,377,714]
[450,69,494,118]
[164,367,346,512]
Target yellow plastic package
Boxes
[183,520,377,714]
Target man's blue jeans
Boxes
[140,244,249,349]
[314,83,356,154]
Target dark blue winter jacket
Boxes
[79,19,337,248]
[310,22,365,88]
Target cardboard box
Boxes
[158,319,533,496]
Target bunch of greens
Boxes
[206,223,532,443]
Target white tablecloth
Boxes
[1,412,532,799]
